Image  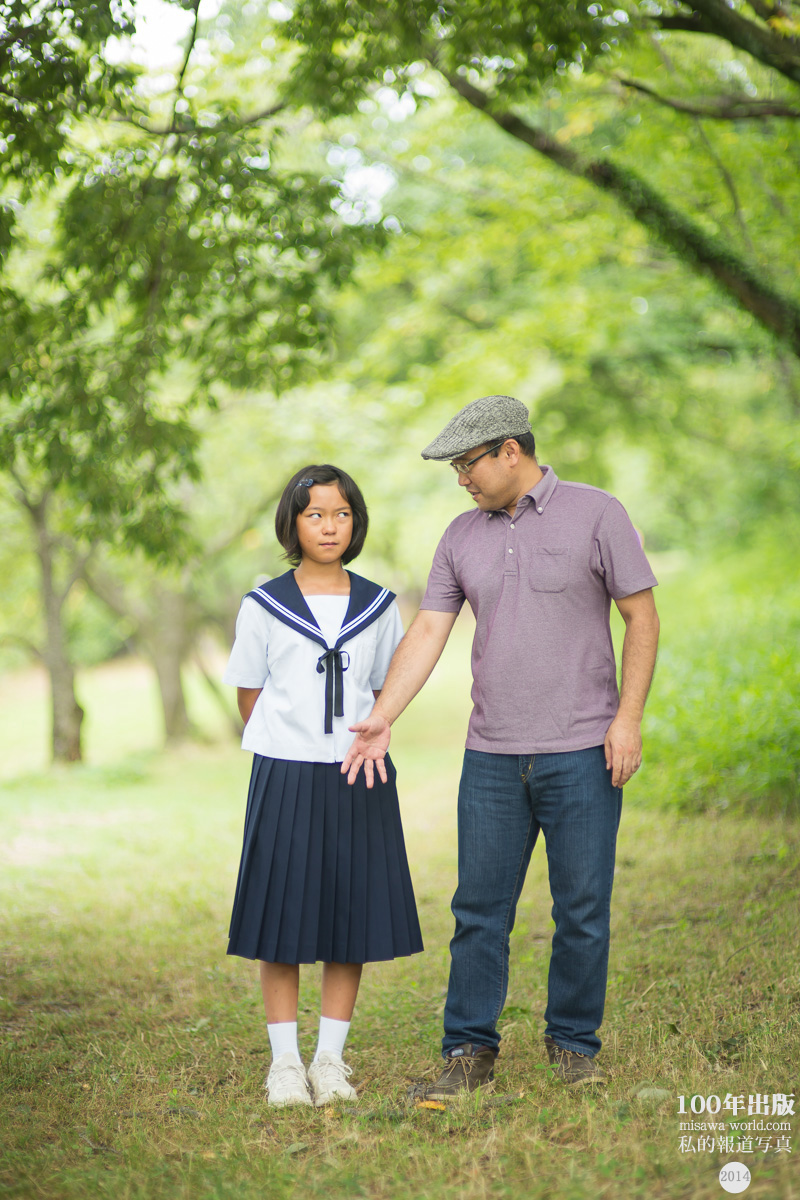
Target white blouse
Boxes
[223,594,404,763]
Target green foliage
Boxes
[0,714,797,1197]
[284,0,800,355]
[634,527,800,813]
[1,0,380,560]
[0,0,136,188]
[286,0,623,114]
[313,90,798,546]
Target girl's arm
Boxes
[237,687,262,725]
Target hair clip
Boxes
[297,478,315,488]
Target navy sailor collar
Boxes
[246,569,395,652]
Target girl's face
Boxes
[296,483,353,566]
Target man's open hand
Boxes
[341,714,391,788]
[604,714,642,788]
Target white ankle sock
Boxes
[314,1016,350,1062]
[267,1021,301,1063]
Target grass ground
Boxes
[1,612,799,1198]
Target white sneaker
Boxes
[307,1051,357,1106]
[265,1053,312,1107]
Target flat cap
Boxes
[421,394,531,461]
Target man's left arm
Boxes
[605,588,660,787]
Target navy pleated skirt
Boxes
[227,754,424,964]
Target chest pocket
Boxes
[529,548,569,592]
[343,622,378,682]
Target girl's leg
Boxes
[260,961,302,1064]
[313,962,362,1062]
[320,962,362,1021]
[259,961,300,1023]
[309,962,363,1104]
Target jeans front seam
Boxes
[520,755,535,783]
[491,806,535,1030]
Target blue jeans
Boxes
[442,746,622,1058]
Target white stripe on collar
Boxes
[250,586,322,639]
[339,588,390,639]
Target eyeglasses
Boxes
[449,441,506,476]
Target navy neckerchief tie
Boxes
[316,648,351,734]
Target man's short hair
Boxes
[492,432,537,459]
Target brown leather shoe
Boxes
[421,1044,496,1100]
[544,1036,607,1086]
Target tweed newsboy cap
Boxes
[421,394,531,460]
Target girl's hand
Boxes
[341,715,391,788]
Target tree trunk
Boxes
[28,495,84,763]
[141,586,197,743]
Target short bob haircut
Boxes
[275,465,368,567]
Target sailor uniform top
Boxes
[223,570,404,763]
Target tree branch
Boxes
[171,0,202,131]
[110,102,287,137]
[204,488,285,561]
[615,76,800,119]
[60,547,97,605]
[193,650,241,738]
[441,69,800,357]
[745,0,791,21]
[82,564,150,626]
[653,0,800,87]
[692,120,757,256]
[0,632,44,662]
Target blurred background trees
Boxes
[1,0,798,807]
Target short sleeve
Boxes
[594,498,659,600]
[222,597,271,687]
[369,601,404,690]
[420,528,466,613]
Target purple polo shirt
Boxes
[421,466,658,754]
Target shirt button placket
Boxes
[505,517,518,576]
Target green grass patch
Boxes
[1,538,799,1196]
[1,741,799,1198]
[630,532,800,814]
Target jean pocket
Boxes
[529,548,569,592]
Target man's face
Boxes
[451,441,516,511]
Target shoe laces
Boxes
[313,1054,353,1086]
[268,1058,307,1088]
[442,1053,476,1081]
[551,1044,586,1066]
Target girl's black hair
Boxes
[275,465,368,566]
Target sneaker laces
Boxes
[313,1055,353,1088]
[268,1058,307,1090]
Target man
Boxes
[343,395,659,1095]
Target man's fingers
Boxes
[376,758,388,785]
[364,758,374,790]
[612,753,641,787]
[346,754,364,786]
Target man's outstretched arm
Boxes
[605,588,660,787]
[342,608,459,787]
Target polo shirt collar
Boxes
[488,464,559,518]
[525,464,558,513]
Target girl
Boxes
[223,464,423,1107]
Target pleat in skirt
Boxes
[227,754,424,964]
